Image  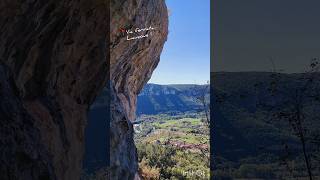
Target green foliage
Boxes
[139,158,160,180]
[234,164,276,179]
[137,143,210,180]
[135,112,209,179]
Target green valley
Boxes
[134,112,210,180]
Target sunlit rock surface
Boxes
[0,0,167,179]
[110,0,168,179]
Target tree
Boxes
[262,58,320,180]
[192,81,210,128]
[191,81,210,164]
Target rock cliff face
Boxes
[0,1,108,180]
[0,0,167,179]
[110,0,168,179]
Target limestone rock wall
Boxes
[110,0,168,179]
[0,0,167,179]
[0,1,108,180]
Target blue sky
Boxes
[148,0,210,85]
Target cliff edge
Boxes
[0,0,167,179]
[110,0,168,179]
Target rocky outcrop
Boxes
[110,0,168,179]
[0,1,108,180]
[0,0,167,179]
[110,0,168,121]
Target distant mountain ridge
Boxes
[211,72,320,163]
[136,83,209,115]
